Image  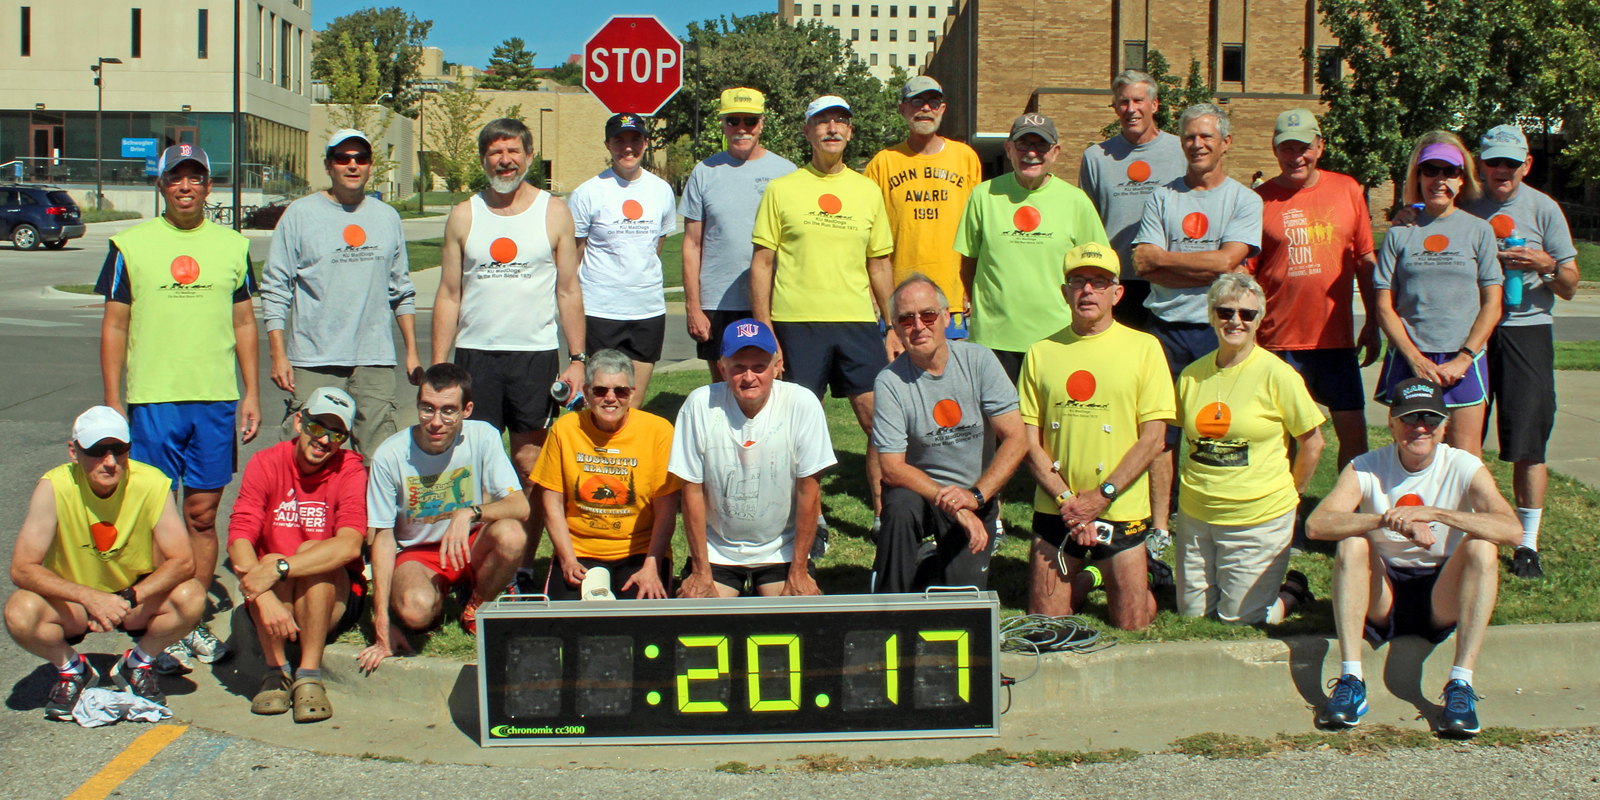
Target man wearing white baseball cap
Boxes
[261,129,421,455]
[750,95,895,541]
[5,406,205,719]
[226,387,368,721]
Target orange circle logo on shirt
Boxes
[1066,370,1097,401]
[343,224,366,247]
[1127,160,1152,183]
[1013,206,1042,232]
[1182,212,1210,239]
[170,255,199,285]
[490,237,518,264]
[579,475,630,506]
[933,399,963,428]
[1423,235,1450,252]
[622,199,644,220]
[90,521,119,552]
[1195,402,1231,439]
[817,194,842,215]
[1489,214,1516,238]
[1396,493,1425,507]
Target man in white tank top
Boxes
[1307,379,1520,739]
[431,118,588,568]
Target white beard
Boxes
[488,168,528,194]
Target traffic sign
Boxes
[582,15,683,116]
[120,138,159,158]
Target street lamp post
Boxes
[92,56,124,212]
[538,107,553,189]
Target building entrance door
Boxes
[29,124,63,181]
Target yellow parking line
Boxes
[64,724,189,800]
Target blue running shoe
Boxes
[1323,674,1367,728]
[1439,679,1481,739]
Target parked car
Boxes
[0,185,85,250]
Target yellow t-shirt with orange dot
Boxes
[752,164,894,323]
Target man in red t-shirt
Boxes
[226,387,366,723]
[1251,109,1378,470]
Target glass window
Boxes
[889,29,897,41]
[794,3,801,15]
[930,5,937,16]
[198,9,208,59]
[870,29,878,41]
[870,53,878,65]
[1318,46,1341,87]
[890,53,897,66]
[909,30,916,42]
[131,8,142,58]
[19,7,29,57]
[890,5,897,16]
[909,5,917,16]
[871,5,879,16]
[1124,40,1147,70]
[929,29,936,40]
[814,4,823,15]
[833,4,841,14]
[853,4,860,16]
[1222,43,1245,83]
[851,29,859,40]
[948,5,956,15]
[908,53,916,66]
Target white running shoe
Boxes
[154,642,194,675]
[183,622,231,664]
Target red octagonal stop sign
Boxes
[583,15,683,116]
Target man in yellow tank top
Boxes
[4,407,204,720]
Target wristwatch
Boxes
[1055,489,1072,506]
[1457,346,1478,359]
[470,504,483,524]
[569,352,589,364]
[1099,482,1119,502]
[274,558,290,581]
[116,587,138,605]
[971,487,985,507]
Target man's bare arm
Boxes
[100,302,131,412]
[550,198,587,388]
[750,246,777,325]
[430,202,473,364]
[1306,465,1382,541]
[1136,242,1253,286]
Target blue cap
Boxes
[720,318,779,358]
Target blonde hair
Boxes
[1402,130,1481,206]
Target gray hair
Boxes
[584,349,635,386]
[1206,272,1265,313]
[1111,70,1159,103]
[888,273,950,319]
[1178,103,1230,139]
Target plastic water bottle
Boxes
[550,380,585,413]
[1501,230,1525,307]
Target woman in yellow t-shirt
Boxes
[1175,274,1325,625]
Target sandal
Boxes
[1281,569,1316,606]
[291,677,333,723]
[251,671,291,715]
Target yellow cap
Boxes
[1062,241,1121,280]
[719,87,766,116]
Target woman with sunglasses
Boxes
[1173,273,1324,625]
[530,349,681,601]
[1372,132,1502,456]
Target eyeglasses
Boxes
[160,174,207,186]
[1213,306,1260,322]
[304,420,349,443]
[722,116,761,128]
[1066,275,1117,291]
[330,152,372,166]
[894,309,944,328]
[79,441,130,458]
[1482,158,1524,170]
[905,96,944,109]
[589,385,635,400]
[1419,163,1462,179]
[1397,412,1444,430]
[418,405,462,421]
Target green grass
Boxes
[395,209,443,220]
[1172,725,1554,758]
[1555,340,1600,371]
[52,284,95,295]
[78,208,141,224]
[661,232,683,289]
[405,237,444,272]
[1574,240,1600,282]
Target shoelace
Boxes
[190,625,222,647]
[1442,682,1480,713]
[1326,675,1361,704]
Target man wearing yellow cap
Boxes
[679,88,796,380]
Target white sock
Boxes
[1516,507,1542,551]
[127,646,154,667]
[1265,598,1286,625]
[1340,661,1363,681]
[1450,666,1473,685]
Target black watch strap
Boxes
[971,487,985,507]
[117,587,137,605]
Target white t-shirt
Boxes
[668,381,837,566]
[455,191,558,351]
[568,168,677,321]
[1351,442,1484,569]
[366,420,523,549]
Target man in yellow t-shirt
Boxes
[1018,243,1175,631]
[751,95,896,536]
[530,350,682,600]
[5,407,205,719]
[865,76,983,337]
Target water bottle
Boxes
[544,380,586,427]
[1501,230,1525,307]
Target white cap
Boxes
[302,386,357,430]
[805,95,852,121]
[325,129,371,156]
[73,406,130,448]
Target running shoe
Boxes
[1146,528,1172,560]
[1322,674,1368,728]
[154,642,194,675]
[111,651,165,705]
[45,661,99,721]
[1281,569,1315,607]
[460,595,485,635]
[511,568,542,597]
[812,514,832,560]
[1146,554,1175,594]
[1511,546,1545,580]
[183,622,231,664]
[1439,679,1481,739]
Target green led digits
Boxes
[885,633,899,705]
[676,635,730,713]
[746,634,802,712]
[920,630,970,701]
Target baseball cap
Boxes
[73,406,130,448]
[605,113,648,139]
[1273,108,1321,146]
[805,95,852,122]
[302,386,357,430]
[1417,142,1465,167]
[1009,113,1058,145]
[901,75,943,101]
[1479,125,1529,162]
[156,143,209,177]
[720,318,780,358]
[1388,378,1448,419]
[325,129,371,157]
[1062,241,1121,280]
[719,87,766,116]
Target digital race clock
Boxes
[475,591,1001,745]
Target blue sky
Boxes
[312,1,765,70]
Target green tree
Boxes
[481,38,540,91]
[322,31,399,188]
[547,60,582,86]
[1520,0,1600,184]
[430,82,492,191]
[1097,51,1215,139]
[655,13,906,167]
[312,7,433,117]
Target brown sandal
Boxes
[291,677,333,723]
[251,671,291,715]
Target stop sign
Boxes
[583,15,683,116]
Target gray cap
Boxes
[302,386,356,430]
[1479,125,1529,162]
[1009,113,1058,145]
[901,75,943,101]
[1272,108,1321,146]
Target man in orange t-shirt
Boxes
[1250,109,1378,471]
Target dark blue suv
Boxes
[0,185,85,250]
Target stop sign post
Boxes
[583,15,683,116]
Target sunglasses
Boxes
[589,385,635,400]
[1398,412,1445,429]
[1213,306,1260,322]
[330,152,372,166]
[723,116,762,127]
[1419,163,1462,179]
[1482,158,1524,170]
[304,420,349,443]
[905,96,944,109]
[895,309,944,328]
[79,441,130,458]
[1066,275,1117,291]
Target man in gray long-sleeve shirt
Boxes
[260,129,422,452]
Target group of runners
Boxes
[3,67,1576,740]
